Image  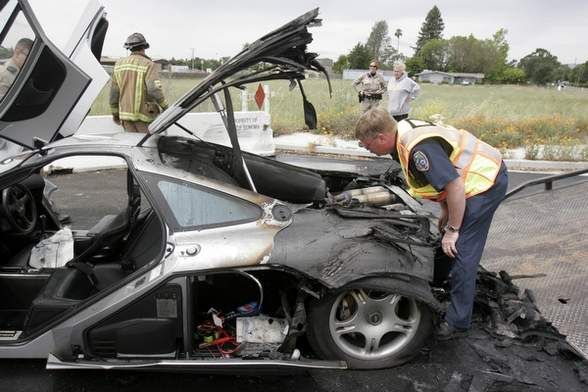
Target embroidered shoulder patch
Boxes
[413,150,430,172]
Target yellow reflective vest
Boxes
[110,53,168,123]
[396,121,502,201]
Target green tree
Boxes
[347,42,372,69]
[482,29,510,81]
[394,28,402,52]
[570,61,588,85]
[497,67,526,84]
[333,54,349,74]
[518,48,560,85]
[552,64,571,82]
[415,6,445,54]
[202,58,222,70]
[445,30,510,79]
[418,38,448,71]
[405,56,426,75]
[446,35,482,73]
[366,21,396,66]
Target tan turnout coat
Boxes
[110,53,168,123]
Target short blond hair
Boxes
[355,108,397,140]
[393,62,406,72]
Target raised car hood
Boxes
[0,0,109,150]
[142,8,330,192]
[148,8,330,137]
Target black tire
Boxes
[307,277,433,369]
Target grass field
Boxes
[91,76,588,159]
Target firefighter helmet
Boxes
[123,33,150,50]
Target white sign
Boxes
[78,111,275,156]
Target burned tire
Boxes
[307,277,433,369]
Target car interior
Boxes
[157,135,332,203]
[0,157,165,337]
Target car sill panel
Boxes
[46,353,348,371]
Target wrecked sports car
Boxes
[0,2,450,371]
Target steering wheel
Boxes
[1,184,38,235]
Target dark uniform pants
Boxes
[445,163,509,330]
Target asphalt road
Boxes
[2,156,587,392]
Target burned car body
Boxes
[0,1,447,371]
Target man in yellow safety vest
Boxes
[355,109,508,339]
[110,33,168,133]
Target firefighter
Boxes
[110,33,168,133]
[355,109,509,339]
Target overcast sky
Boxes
[28,0,588,65]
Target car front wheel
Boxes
[307,278,433,369]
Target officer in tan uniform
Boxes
[110,33,168,133]
[352,60,387,113]
[0,38,33,98]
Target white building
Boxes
[170,65,190,73]
[416,70,484,85]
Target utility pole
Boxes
[575,58,580,86]
[191,48,195,70]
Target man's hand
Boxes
[112,114,120,125]
[442,231,459,258]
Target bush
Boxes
[498,67,526,84]
[452,115,588,154]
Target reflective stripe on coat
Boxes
[110,53,168,123]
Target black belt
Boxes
[359,93,382,102]
[365,93,382,100]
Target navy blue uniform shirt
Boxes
[408,139,459,191]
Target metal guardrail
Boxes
[505,168,588,200]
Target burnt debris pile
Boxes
[430,268,588,391]
[473,268,581,359]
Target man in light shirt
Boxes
[387,62,420,122]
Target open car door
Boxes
[0,0,109,150]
